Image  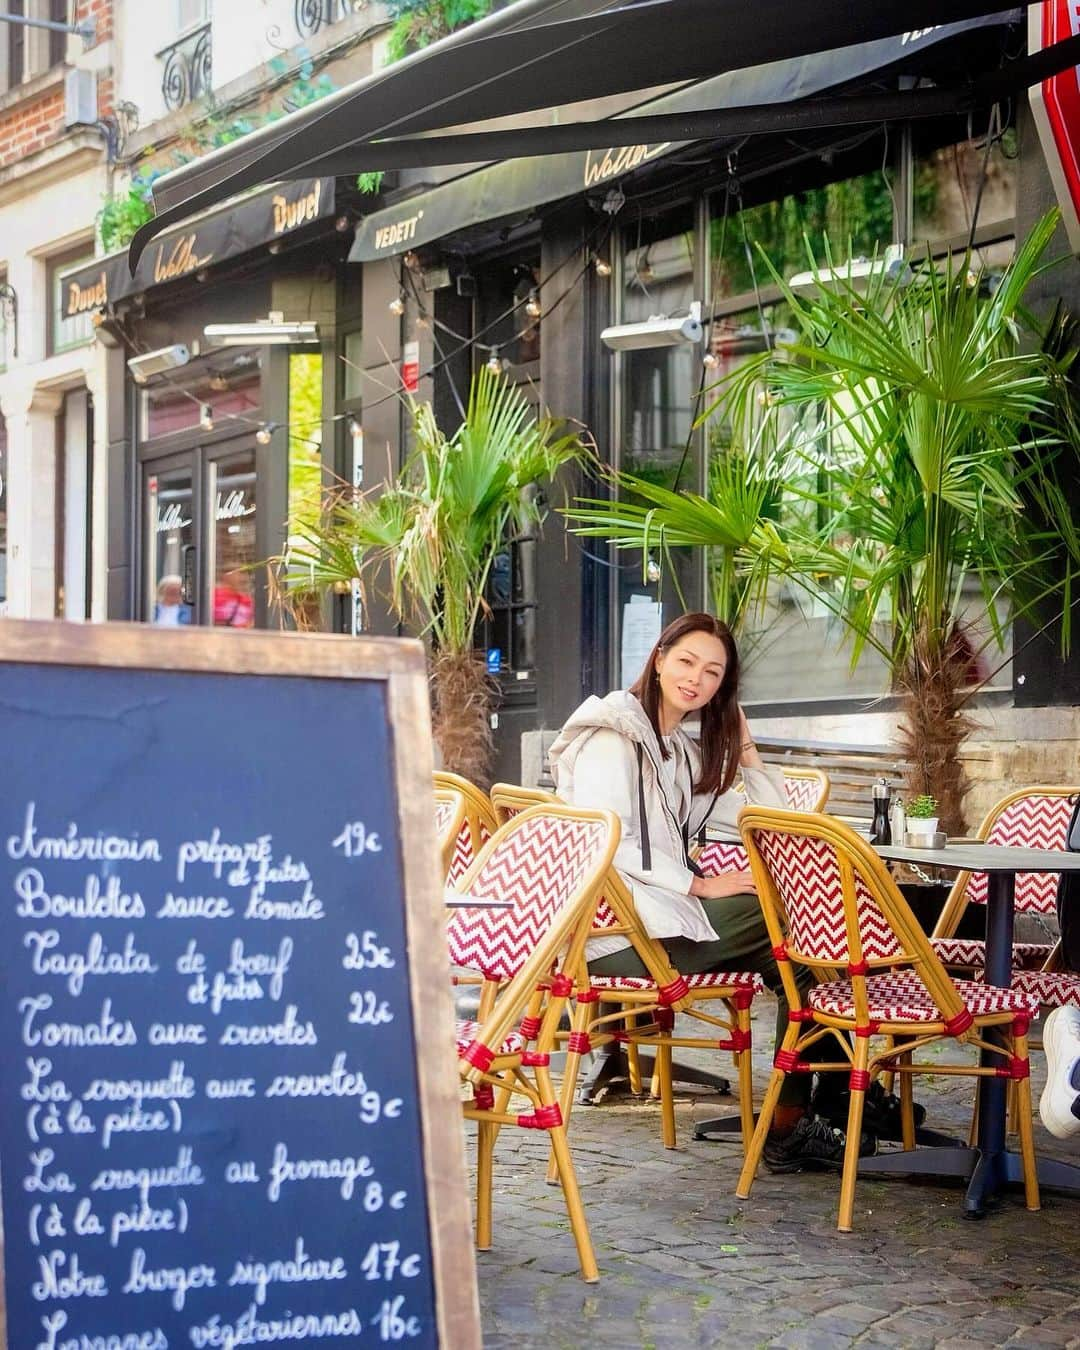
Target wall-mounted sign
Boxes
[62,180,336,320]
[1030,1,1080,252]
[0,620,481,1349]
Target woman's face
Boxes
[655,631,728,725]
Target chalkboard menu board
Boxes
[0,621,480,1350]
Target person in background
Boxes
[549,611,889,1170]
[153,574,192,627]
[213,568,255,628]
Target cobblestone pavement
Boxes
[474,995,1080,1350]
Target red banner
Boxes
[1030,1,1080,252]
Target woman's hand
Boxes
[690,870,757,899]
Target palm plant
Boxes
[566,403,785,631]
[566,211,1079,831]
[276,366,584,786]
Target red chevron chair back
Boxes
[962,789,1078,915]
[783,767,830,813]
[491,782,625,930]
[930,786,1079,972]
[434,771,497,886]
[447,806,616,981]
[742,809,905,967]
[434,787,468,883]
[696,771,829,878]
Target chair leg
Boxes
[657,1038,677,1148]
[881,1035,896,1097]
[546,998,593,1186]
[968,1082,980,1148]
[898,1051,916,1151]
[837,1040,870,1234]
[1012,1029,1041,1213]
[536,1066,599,1282]
[736,1001,755,1154]
[475,1118,496,1251]
[625,1008,643,1095]
[736,1067,785,1198]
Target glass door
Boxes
[207,447,257,629]
[144,455,198,626]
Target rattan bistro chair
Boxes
[735,806,1041,1233]
[434,770,499,885]
[434,787,468,883]
[931,786,1079,975]
[451,804,619,1282]
[492,783,761,1155]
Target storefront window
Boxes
[146,466,195,626]
[50,247,96,356]
[620,218,696,491]
[140,353,260,440]
[286,351,324,630]
[209,451,256,629]
[711,156,893,303]
[912,128,1017,263]
[706,172,895,701]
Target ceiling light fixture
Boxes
[203,319,319,346]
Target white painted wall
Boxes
[213,0,298,91]
[115,0,336,127]
[0,156,109,619]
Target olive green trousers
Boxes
[587,892,814,1108]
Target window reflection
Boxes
[147,467,195,625]
[210,452,256,629]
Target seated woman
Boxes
[549,611,873,1169]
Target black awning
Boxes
[348,16,1016,262]
[130,0,1048,270]
[66,178,335,318]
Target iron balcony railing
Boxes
[295,0,359,40]
[158,21,212,112]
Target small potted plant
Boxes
[906,794,940,840]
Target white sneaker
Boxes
[1040,1006,1080,1139]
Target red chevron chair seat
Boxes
[931,936,1050,971]
[977,968,1080,1009]
[735,807,1041,1233]
[455,1018,527,1058]
[453,803,620,1283]
[589,971,764,994]
[930,788,1078,979]
[809,971,1040,1023]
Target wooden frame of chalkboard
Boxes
[0,618,482,1350]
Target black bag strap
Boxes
[635,744,652,873]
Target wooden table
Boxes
[862,842,1080,1215]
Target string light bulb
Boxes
[199,404,214,433]
[255,422,273,445]
[486,349,503,375]
[388,294,405,316]
[415,312,430,330]
[349,417,363,441]
[703,352,720,370]
[594,256,612,278]
[525,291,542,319]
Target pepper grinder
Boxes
[870,777,891,845]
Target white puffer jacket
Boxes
[548,690,785,956]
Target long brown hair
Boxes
[630,612,741,797]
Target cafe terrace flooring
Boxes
[475,996,1080,1350]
